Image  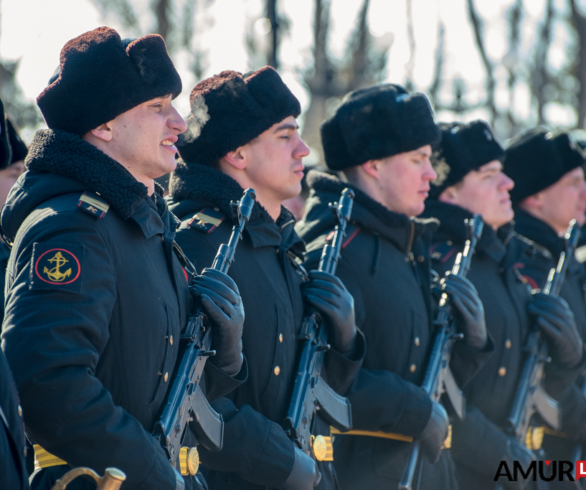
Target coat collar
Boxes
[169,161,305,255]
[513,207,564,258]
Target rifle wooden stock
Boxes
[283,188,355,459]
[153,189,256,473]
[399,214,484,490]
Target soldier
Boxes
[0,97,28,490]
[1,27,247,490]
[422,121,583,490]
[504,128,586,488]
[168,67,366,490]
[296,84,491,490]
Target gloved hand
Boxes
[528,292,583,369]
[498,437,535,490]
[301,270,357,355]
[420,401,449,464]
[279,447,318,489]
[442,273,487,350]
[190,268,245,376]
[173,467,185,490]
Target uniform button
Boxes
[279,333,284,343]
[447,241,453,246]
[164,372,169,382]
[18,405,22,417]
[274,366,281,376]
[414,337,420,346]
[498,367,507,377]
[410,364,417,373]
[170,335,174,346]
[417,256,425,263]
[505,339,512,349]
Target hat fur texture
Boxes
[428,120,505,199]
[320,84,441,171]
[504,128,586,204]
[177,66,301,166]
[37,26,181,136]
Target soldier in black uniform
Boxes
[1,27,247,490]
[168,67,366,490]
[504,129,586,488]
[297,84,492,490]
[422,120,584,490]
[0,97,28,490]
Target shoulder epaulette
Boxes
[429,241,458,264]
[183,207,225,233]
[77,191,110,219]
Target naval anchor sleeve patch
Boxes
[30,242,84,293]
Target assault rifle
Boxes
[399,214,484,490]
[283,188,355,462]
[153,188,256,477]
[495,220,581,490]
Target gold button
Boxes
[18,405,22,417]
[499,367,507,377]
[274,366,281,376]
[410,364,417,373]
[279,334,283,343]
[505,339,511,349]
[164,372,169,382]
[414,337,420,346]
[447,241,453,246]
[170,335,174,346]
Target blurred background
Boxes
[1,0,585,166]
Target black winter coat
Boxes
[514,208,586,486]
[296,172,491,490]
[423,200,579,490]
[1,130,241,490]
[167,163,365,490]
[0,347,29,490]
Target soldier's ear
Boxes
[361,159,380,179]
[87,122,114,143]
[439,185,458,205]
[223,147,247,171]
[521,193,543,210]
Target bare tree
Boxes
[570,0,586,128]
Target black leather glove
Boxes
[420,401,449,464]
[528,292,583,369]
[279,447,318,489]
[190,268,245,376]
[498,437,535,490]
[442,273,487,350]
[301,270,357,355]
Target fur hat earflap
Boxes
[320,84,441,171]
[37,26,182,136]
[177,66,301,166]
[0,98,11,169]
[7,120,27,164]
[428,120,505,199]
[504,127,586,204]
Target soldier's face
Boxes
[108,95,187,179]
[440,160,514,229]
[374,145,436,217]
[530,166,586,233]
[240,116,309,203]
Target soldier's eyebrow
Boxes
[273,123,299,133]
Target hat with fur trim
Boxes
[320,84,441,171]
[7,120,27,164]
[37,26,181,136]
[177,66,301,166]
[504,128,586,204]
[428,120,505,199]
[0,99,11,170]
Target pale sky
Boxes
[0,0,574,143]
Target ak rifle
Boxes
[283,188,355,462]
[496,220,581,490]
[399,214,484,490]
[153,188,256,477]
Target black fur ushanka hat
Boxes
[7,120,27,164]
[37,26,182,136]
[0,98,11,169]
[504,128,586,204]
[428,120,505,199]
[320,84,441,171]
[177,66,301,166]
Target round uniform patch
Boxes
[34,248,81,285]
